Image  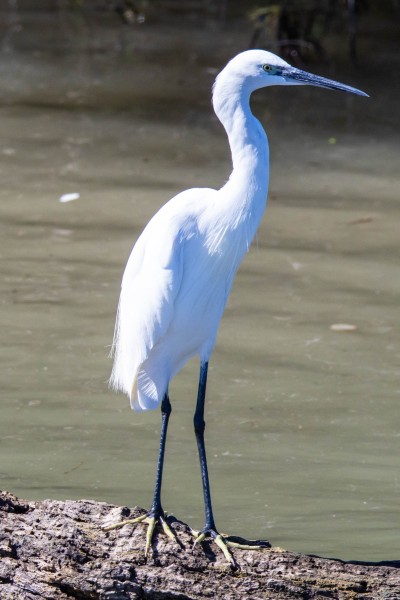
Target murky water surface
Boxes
[1,11,399,561]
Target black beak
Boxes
[284,67,369,97]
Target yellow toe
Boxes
[214,534,235,566]
[144,516,156,557]
[103,513,147,531]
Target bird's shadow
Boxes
[224,535,271,548]
[328,556,400,569]
[164,516,271,570]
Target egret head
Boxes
[218,49,368,97]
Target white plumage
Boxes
[110,51,272,410]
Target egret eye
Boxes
[262,64,272,72]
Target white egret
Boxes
[106,50,367,565]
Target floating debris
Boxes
[59,192,80,203]
[2,147,16,156]
[330,323,357,332]
[348,216,374,225]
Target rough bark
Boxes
[0,491,399,600]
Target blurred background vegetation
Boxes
[2,1,399,68]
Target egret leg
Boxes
[104,393,176,556]
[192,361,235,564]
[191,361,269,566]
[193,361,216,532]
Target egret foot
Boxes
[191,527,269,567]
[104,508,176,557]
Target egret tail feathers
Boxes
[129,377,140,411]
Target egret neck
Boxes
[212,70,269,251]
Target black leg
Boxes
[192,361,267,566]
[193,361,217,532]
[193,361,236,565]
[149,393,171,517]
[104,392,176,556]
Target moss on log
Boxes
[0,490,399,599]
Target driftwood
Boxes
[0,491,399,600]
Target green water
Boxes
[0,10,399,561]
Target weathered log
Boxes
[0,490,399,599]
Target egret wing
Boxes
[110,188,215,409]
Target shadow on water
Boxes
[0,7,399,562]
